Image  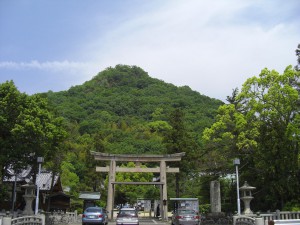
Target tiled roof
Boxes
[5,167,59,191]
[37,171,59,191]
[6,166,32,182]
[79,192,101,200]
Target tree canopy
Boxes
[202,65,300,210]
[2,62,299,212]
[0,81,67,182]
[296,43,300,71]
[38,65,223,209]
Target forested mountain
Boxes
[39,65,223,209]
[44,64,222,154]
[2,63,299,213]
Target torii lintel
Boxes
[91,152,185,162]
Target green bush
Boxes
[283,201,300,211]
[199,204,210,214]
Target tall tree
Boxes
[164,108,199,197]
[203,66,300,210]
[296,43,300,71]
[0,81,67,182]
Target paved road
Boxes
[70,217,170,225]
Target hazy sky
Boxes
[0,0,299,101]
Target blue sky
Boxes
[0,0,299,101]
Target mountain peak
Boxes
[88,64,153,89]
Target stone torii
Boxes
[91,152,185,220]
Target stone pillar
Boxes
[233,215,238,225]
[107,160,116,220]
[160,160,168,221]
[2,216,12,225]
[159,185,163,218]
[255,217,264,225]
[210,180,221,213]
[40,214,46,225]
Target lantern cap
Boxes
[239,181,256,190]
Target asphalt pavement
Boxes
[70,217,170,225]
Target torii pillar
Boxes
[92,152,185,221]
[107,159,116,218]
[160,160,167,218]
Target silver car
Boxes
[171,209,200,225]
[116,208,139,225]
[82,207,108,225]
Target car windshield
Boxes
[86,208,102,213]
[178,210,196,215]
[119,210,137,216]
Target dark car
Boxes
[82,207,108,225]
[116,208,139,225]
[171,209,200,225]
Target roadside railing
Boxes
[0,215,44,225]
[11,216,43,225]
[0,210,78,225]
[45,211,79,225]
[234,215,258,225]
[233,211,300,225]
[261,210,300,224]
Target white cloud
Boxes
[81,0,298,100]
[0,60,91,71]
[0,60,100,84]
[1,0,299,100]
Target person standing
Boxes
[156,204,160,218]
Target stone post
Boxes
[255,217,263,225]
[233,215,238,225]
[40,214,46,225]
[2,216,12,225]
[275,210,280,220]
[210,180,221,214]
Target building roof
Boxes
[6,166,32,182]
[5,167,60,191]
[37,171,60,191]
[170,198,198,201]
[79,192,101,200]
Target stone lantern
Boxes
[240,181,256,215]
[22,183,36,215]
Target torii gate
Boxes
[91,152,185,220]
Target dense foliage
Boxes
[2,62,299,213]
[41,65,223,209]
[296,43,300,71]
[202,65,300,211]
[0,81,67,203]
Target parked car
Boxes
[171,209,200,225]
[116,208,139,225]
[82,206,108,225]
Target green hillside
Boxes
[45,64,222,154]
[37,65,223,209]
[2,64,299,212]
